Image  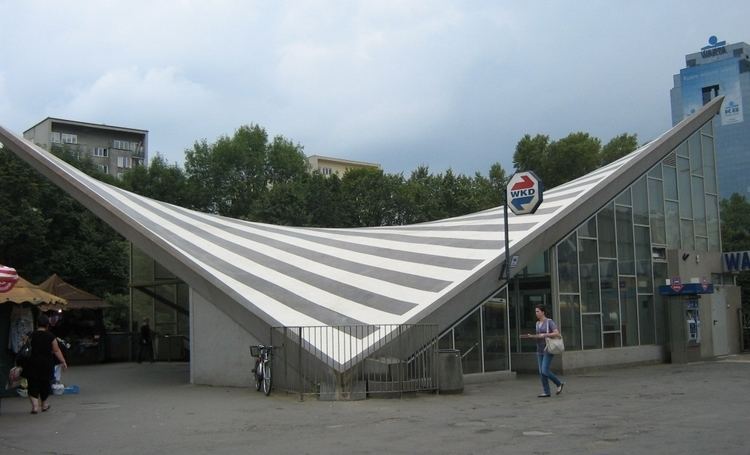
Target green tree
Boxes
[513,132,601,189]
[0,146,128,296]
[543,132,601,188]
[600,133,639,166]
[721,194,750,251]
[340,167,404,227]
[121,154,189,206]
[720,194,750,310]
[513,134,549,176]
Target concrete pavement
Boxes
[1,355,749,454]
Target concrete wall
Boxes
[511,345,666,374]
[189,289,260,387]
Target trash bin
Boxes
[438,349,463,394]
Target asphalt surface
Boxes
[1,355,749,454]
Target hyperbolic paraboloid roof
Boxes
[0,98,722,367]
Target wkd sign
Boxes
[507,171,543,215]
[723,251,750,272]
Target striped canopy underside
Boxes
[1,99,720,368]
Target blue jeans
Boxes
[537,352,562,395]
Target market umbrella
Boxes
[0,276,67,308]
[0,264,19,292]
[37,274,108,310]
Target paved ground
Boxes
[1,355,749,454]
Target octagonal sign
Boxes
[507,171,543,215]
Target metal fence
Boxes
[269,324,439,400]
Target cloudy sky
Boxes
[1,1,748,176]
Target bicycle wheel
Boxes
[262,362,272,396]
[254,362,261,391]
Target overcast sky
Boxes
[1,1,748,176]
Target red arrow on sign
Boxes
[511,175,535,190]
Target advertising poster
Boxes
[681,58,743,125]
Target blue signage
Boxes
[723,250,750,272]
[701,35,727,58]
[659,283,714,296]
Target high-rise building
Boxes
[23,117,147,178]
[670,36,750,199]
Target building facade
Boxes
[1,97,741,391]
[439,116,740,373]
[670,36,750,199]
[24,117,147,178]
[307,155,380,177]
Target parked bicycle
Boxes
[250,344,273,396]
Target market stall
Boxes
[37,274,109,365]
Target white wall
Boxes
[189,289,260,387]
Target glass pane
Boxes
[648,178,666,245]
[557,233,579,293]
[616,188,632,206]
[524,251,548,277]
[691,176,706,237]
[519,293,546,353]
[689,132,703,176]
[619,277,638,347]
[616,206,635,275]
[483,292,509,372]
[559,294,581,351]
[648,163,662,179]
[131,245,155,283]
[706,195,720,251]
[603,332,622,348]
[635,226,653,293]
[677,156,692,219]
[598,203,616,258]
[695,236,708,252]
[639,295,656,345]
[665,201,680,249]
[600,259,619,332]
[702,135,717,194]
[454,310,482,374]
[700,121,713,136]
[578,216,597,238]
[675,141,688,158]
[582,314,602,350]
[579,238,601,313]
[663,165,678,200]
[632,177,649,225]
[653,262,668,345]
[681,219,695,251]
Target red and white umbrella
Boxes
[0,264,19,293]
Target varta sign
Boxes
[722,251,750,272]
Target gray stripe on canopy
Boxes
[168,205,453,292]
[97,188,378,333]
[227,221,484,270]
[109,188,420,316]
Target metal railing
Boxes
[270,324,439,400]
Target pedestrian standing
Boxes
[137,318,154,363]
[522,304,565,398]
[26,314,68,413]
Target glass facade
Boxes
[438,119,719,368]
[555,122,719,352]
[130,245,190,337]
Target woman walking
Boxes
[523,304,564,398]
[26,314,68,413]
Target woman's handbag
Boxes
[545,336,565,354]
[544,319,565,354]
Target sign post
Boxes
[503,171,543,284]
